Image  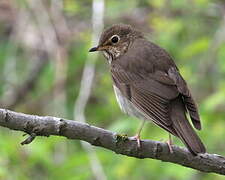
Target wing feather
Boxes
[111,64,179,135]
[168,67,201,130]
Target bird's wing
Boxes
[111,64,206,154]
[167,67,201,130]
[111,64,179,135]
[110,37,201,131]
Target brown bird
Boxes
[89,24,206,155]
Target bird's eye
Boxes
[110,35,120,44]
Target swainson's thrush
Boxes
[89,24,206,155]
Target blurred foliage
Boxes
[0,0,225,179]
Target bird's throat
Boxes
[103,50,113,64]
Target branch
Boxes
[0,108,224,175]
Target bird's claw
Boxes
[166,139,173,153]
[130,134,141,148]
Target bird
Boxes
[89,23,206,155]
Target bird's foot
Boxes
[166,138,173,154]
[130,134,141,148]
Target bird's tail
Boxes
[171,97,206,155]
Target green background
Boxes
[0,0,224,179]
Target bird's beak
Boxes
[89,46,99,52]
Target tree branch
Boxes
[0,108,224,175]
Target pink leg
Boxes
[166,133,173,153]
[131,134,141,147]
[130,120,146,148]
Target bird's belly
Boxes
[113,85,147,120]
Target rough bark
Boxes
[0,108,224,175]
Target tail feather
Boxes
[171,97,206,155]
[183,95,201,130]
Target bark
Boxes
[0,108,224,175]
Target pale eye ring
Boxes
[110,35,120,44]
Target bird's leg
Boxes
[166,133,173,153]
[130,120,146,148]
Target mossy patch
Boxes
[115,134,129,144]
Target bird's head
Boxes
[89,24,143,62]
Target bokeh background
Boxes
[0,0,225,179]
